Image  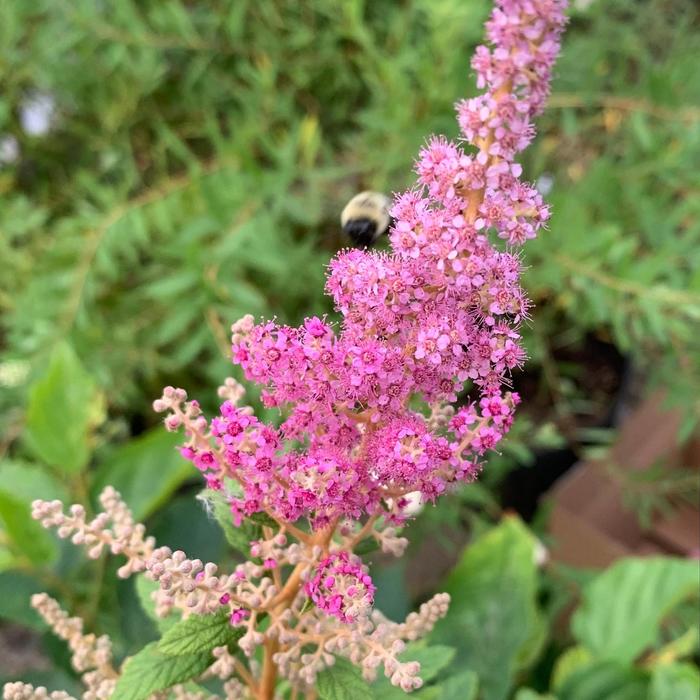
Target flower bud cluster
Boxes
[29,488,453,695]
[395,592,452,641]
[28,594,117,700]
[146,547,240,616]
[31,486,154,578]
[3,685,76,700]
[273,590,451,691]
[3,594,226,700]
[207,646,239,681]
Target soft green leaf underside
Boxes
[572,557,699,664]
[432,516,539,700]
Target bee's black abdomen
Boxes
[343,218,378,248]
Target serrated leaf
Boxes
[92,428,192,522]
[112,642,211,700]
[25,343,102,474]
[572,557,699,664]
[317,657,375,700]
[431,516,539,700]
[158,610,241,656]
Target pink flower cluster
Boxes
[306,552,376,623]
[158,0,567,621]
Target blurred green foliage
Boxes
[426,520,699,700]
[1,0,699,695]
[523,0,700,437]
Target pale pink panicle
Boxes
[31,487,154,578]
[306,551,376,623]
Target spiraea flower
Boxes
[306,551,376,623]
[13,3,568,699]
[173,0,568,539]
[151,0,566,673]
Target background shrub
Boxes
[1,0,698,695]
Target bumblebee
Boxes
[340,191,392,248]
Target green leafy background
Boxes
[1,0,698,697]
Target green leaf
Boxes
[431,516,539,700]
[514,690,557,700]
[557,661,649,700]
[649,663,700,700]
[158,610,241,656]
[411,690,441,700]
[197,488,260,556]
[405,645,456,683]
[354,536,380,556]
[440,671,479,700]
[0,571,45,629]
[0,460,69,503]
[112,642,211,700]
[0,460,67,564]
[551,645,593,691]
[92,428,192,522]
[134,576,178,634]
[249,510,277,528]
[649,626,699,664]
[572,557,699,664]
[517,608,548,670]
[0,547,18,573]
[317,657,375,700]
[25,343,102,474]
[0,489,57,565]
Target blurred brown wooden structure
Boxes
[547,393,700,568]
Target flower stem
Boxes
[259,638,280,700]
